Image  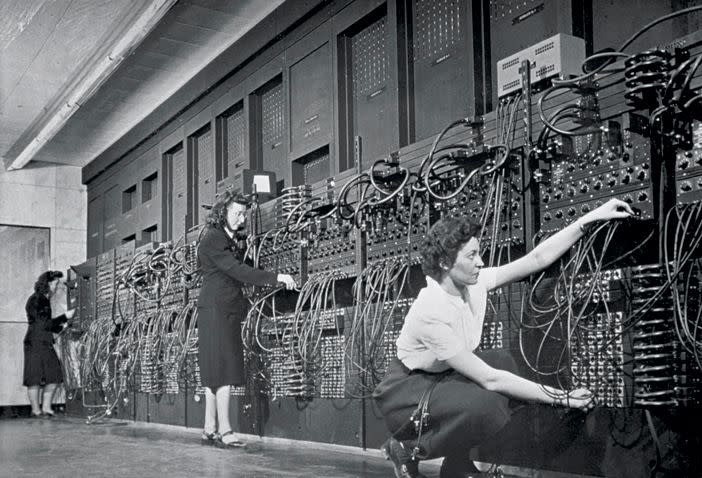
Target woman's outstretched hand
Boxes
[581,198,635,224]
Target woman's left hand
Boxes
[581,198,635,224]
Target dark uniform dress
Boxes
[23,293,68,386]
[197,226,278,390]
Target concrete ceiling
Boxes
[0,0,285,171]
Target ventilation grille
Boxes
[534,41,555,56]
[303,151,330,185]
[262,81,284,147]
[534,63,555,78]
[171,147,186,239]
[226,105,245,170]
[502,57,520,70]
[413,0,462,63]
[197,129,213,182]
[351,16,388,99]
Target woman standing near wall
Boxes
[197,190,296,447]
[23,270,75,417]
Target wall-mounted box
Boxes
[488,0,590,107]
[496,33,585,98]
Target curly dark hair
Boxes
[206,189,249,229]
[34,270,64,296]
[421,216,482,280]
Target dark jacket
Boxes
[197,226,278,311]
[24,293,67,345]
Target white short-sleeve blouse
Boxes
[396,268,498,372]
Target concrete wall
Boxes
[0,161,86,406]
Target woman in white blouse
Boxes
[373,198,634,478]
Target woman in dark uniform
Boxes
[197,190,296,447]
[24,270,75,417]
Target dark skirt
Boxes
[23,341,63,386]
[372,349,517,460]
[197,306,245,390]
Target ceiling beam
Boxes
[83,0,332,184]
[4,0,177,171]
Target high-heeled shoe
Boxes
[41,411,55,418]
[216,430,246,448]
[381,437,427,478]
[201,430,219,446]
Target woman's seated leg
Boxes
[418,371,512,460]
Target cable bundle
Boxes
[345,257,411,397]
[522,222,640,403]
